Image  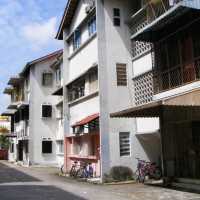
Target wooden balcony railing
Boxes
[154,57,200,93]
[130,0,183,37]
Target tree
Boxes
[0,126,10,150]
[0,135,9,150]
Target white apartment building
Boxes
[2,50,64,167]
[55,0,160,179]
[111,0,200,185]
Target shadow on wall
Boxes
[136,132,161,164]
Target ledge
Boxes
[68,91,99,107]
[68,33,97,60]
[68,155,98,161]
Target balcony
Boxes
[130,0,200,42]
[154,57,200,93]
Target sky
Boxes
[0,0,67,113]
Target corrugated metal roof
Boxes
[72,113,99,127]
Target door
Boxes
[18,141,23,161]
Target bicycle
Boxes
[76,162,94,178]
[69,161,79,177]
[134,158,146,183]
[134,158,162,183]
[144,161,161,180]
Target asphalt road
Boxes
[0,161,200,200]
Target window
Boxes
[55,68,61,84]
[57,141,64,154]
[68,79,85,102]
[113,8,120,26]
[42,105,52,118]
[42,141,52,154]
[119,132,130,157]
[10,143,14,153]
[73,29,81,50]
[42,73,53,86]
[116,64,127,86]
[88,16,96,36]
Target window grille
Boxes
[116,64,127,86]
[133,71,153,105]
[119,132,130,157]
[42,73,53,86]
[132,40,151,58]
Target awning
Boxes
[8,76,23,86]
[1,110,17,116]
[111,101,163,118]
[7,102,19,110]
[72,113,99,127]
[6,134,17,138]
[111,89,200,118]
[3,87,14,95]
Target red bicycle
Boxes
[134,158,162,183]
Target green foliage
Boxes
[0,135,10,150]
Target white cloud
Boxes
[22,17,57,50]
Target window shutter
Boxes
[116,64,127,86]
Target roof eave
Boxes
[56,0,79,40]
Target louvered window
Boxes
[116,64,127,86]
[119,132,130,157]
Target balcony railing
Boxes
[154,57,200,93]
[129,0,198,41]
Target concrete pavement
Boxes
[0,161,200,200]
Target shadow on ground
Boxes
[0,185,87,200]
[145,182,200,195]
[0,162,40,183]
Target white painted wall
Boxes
[69,0,88,33]
[68,37,98,81]
[133,53,152,77]
[29,58,61,166]
[136,118,159,134]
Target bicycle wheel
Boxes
[153,167,162,180]
[60,164,64,174]
[76,168,84,178]
[133,169,140,182]
[69,167,76,177]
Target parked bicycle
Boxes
[134,158,161,183]
[76,162,94,178]
[69,161,79,177]
[69,161,94,179]
[134,158,146,183]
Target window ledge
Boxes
[68,91,99,107]
[68,33,97,60]
[56,153,64,156]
